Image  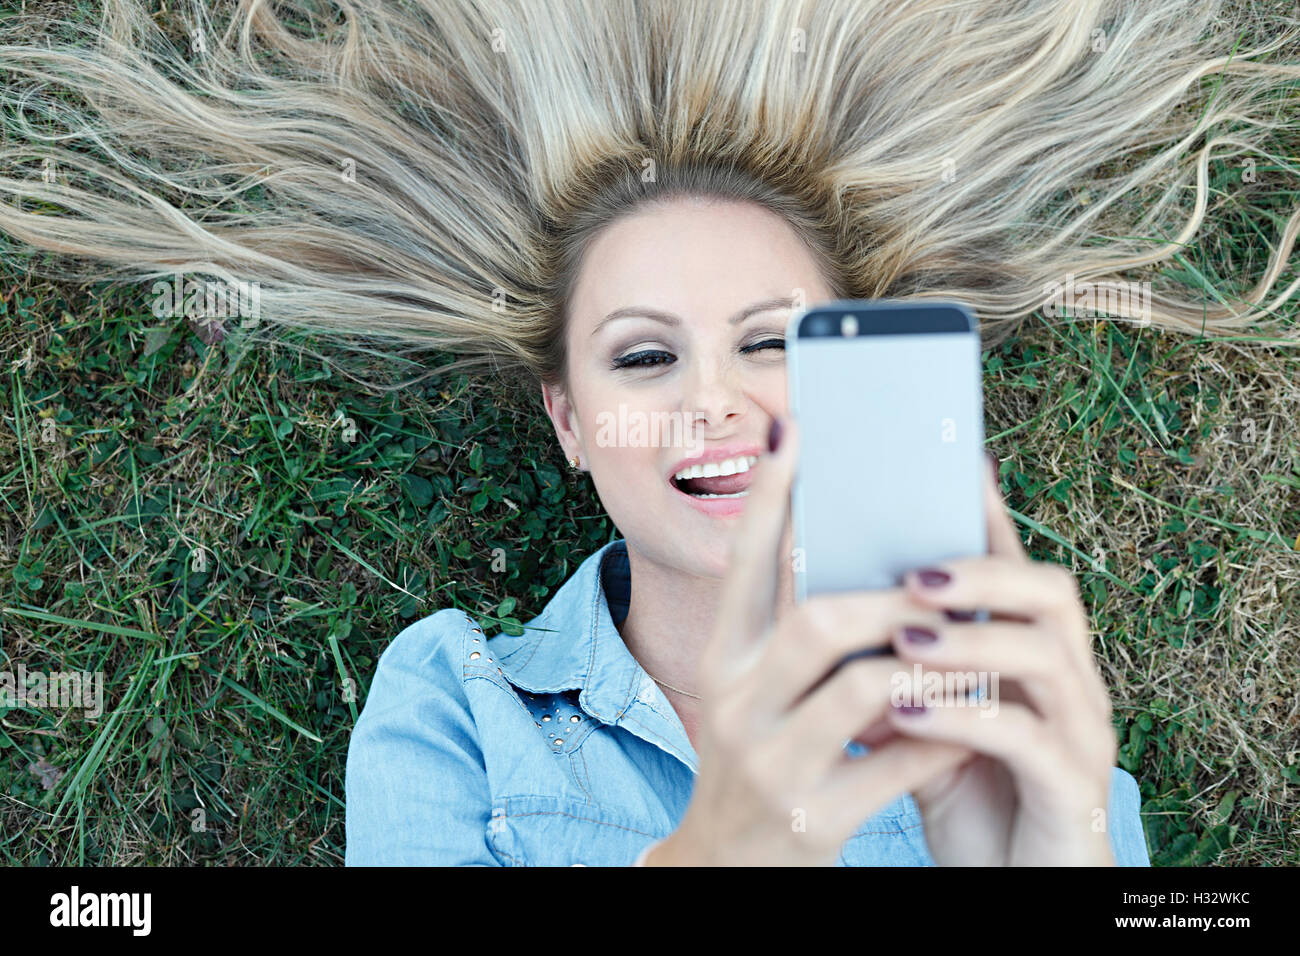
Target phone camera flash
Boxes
[841,315,859,337]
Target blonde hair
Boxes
[2,0,1299,392]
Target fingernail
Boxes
[893,703,927,716]
[913,568,951,588]
[902,626,939,645]
[768,417,784,453]
[944,609,979,622]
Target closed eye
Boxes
[611,349,674,369]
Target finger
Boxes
[813,737,974,839]
[754,655,921,785]
[888,616,1111,725]
[902,553,1082,627]
[902,552,1105,713]
[883,697,1084,792]
[848,714,898,750]
[702,415,801,686]
[744,591,949,721]
[983,451,1028,561]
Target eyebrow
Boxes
[589,296,795,338]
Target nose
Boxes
[680,356,746,433]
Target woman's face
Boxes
[543,197,836,579]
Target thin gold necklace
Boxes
[645,671,702,700]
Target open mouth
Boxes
[669,454,758,499]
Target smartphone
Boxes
[785,299,988,628]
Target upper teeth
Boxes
[673,455,758,481]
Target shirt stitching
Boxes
[578,749,595,801]
[497,808,659,839]
[570,751,593,804]
[491,842,523,866]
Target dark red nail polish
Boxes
[944,609,978,622]
[768,417,783,453]
[914,568,951,588]
[902,626,939,644]
[894,703,927,716]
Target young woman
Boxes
[344,193,1153,865]
[1,0,1297,865]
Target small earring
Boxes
[568,455,581,469]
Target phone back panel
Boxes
[787,300,987,600]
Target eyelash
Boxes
[611,338,785,370]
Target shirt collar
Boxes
[490,538,648,726]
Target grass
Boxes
[0,0,1298,866]
[0,259,619,863]
[3,255,1296,864]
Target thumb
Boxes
[984,451,1028,560]
[702,414,801,686]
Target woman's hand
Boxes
[878,456,1119,865]
[647,417,973,866]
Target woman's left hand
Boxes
[879,455,1119,865]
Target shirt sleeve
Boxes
[345,609,499,866]
[1108,766,1150,867]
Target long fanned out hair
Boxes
[1,0,1299,390]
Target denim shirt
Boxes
[345,538,1150,866]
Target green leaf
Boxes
[401,473,434,508]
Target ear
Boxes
[541,381,584,467]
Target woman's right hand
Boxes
[646,416,974,866]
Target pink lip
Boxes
[670,481,749,517]
[666,442,764,519]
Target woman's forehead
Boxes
[570,201,831,326]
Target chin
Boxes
[677,532,732,580]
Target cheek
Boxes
[739,364,789,420]
[763,368,789,415]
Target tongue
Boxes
[679,472,750,495]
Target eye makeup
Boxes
[609,335,786,371]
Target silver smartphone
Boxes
[786,299,988,621]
